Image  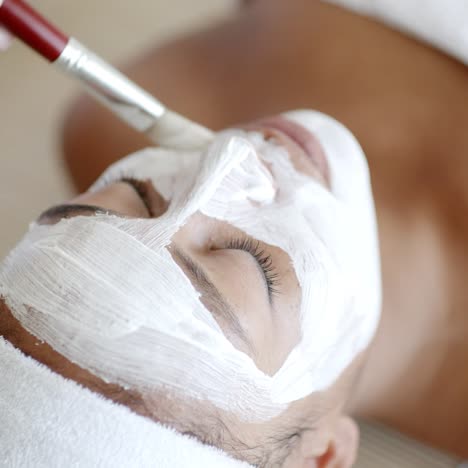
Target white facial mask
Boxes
[0,110,381,420]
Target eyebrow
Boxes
[37,204,118,224]
[171,246,256,357]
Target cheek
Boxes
[222,250,301,376]
[200,250,276,350]
[268,262,302,369]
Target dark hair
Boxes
[179,412,316,467]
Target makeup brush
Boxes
[0,0,214,149]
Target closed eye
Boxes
[223,237,280,301]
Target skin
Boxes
[3,0,468,463]
[0,122,364,467]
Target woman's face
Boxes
[1,109,381,422]
[0,109,380,466]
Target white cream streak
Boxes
[0,110,381,421]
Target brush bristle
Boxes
[146,111,214,150]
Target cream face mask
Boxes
[0,110,381,421]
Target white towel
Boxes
[324,0,468,66]
[0,338,252,468]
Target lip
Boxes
[244,115,331,187]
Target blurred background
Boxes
[0,1,461,466]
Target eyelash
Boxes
[100,170,153,216]
[225,238,280,299]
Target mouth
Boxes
[243,115,331,187]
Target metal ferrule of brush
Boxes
[56,38,165,132]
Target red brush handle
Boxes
[0,0,68,61]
